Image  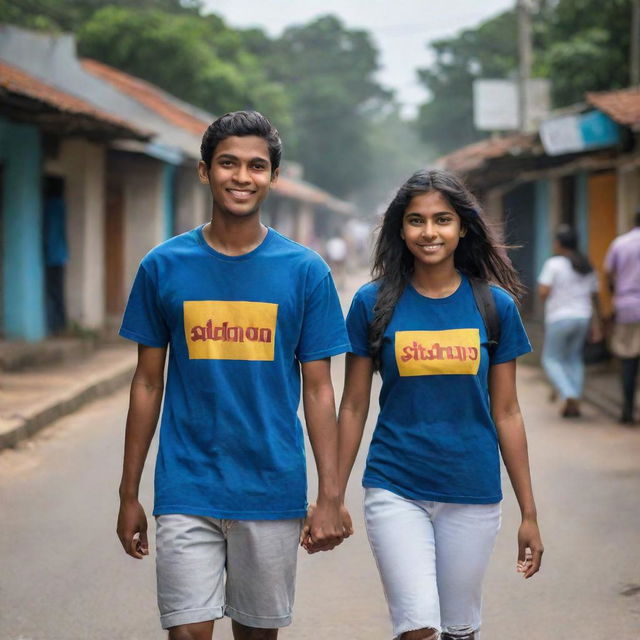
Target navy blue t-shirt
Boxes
[120,226,350,520]
[346,275,531,504]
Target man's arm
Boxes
[116,344,167,559]
[300,357,343,553]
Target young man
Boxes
[605,208,640,425]
[116,111,351,639]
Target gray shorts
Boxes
[155,514,302,630]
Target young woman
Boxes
[337,169,543,640]
[538,225,601,418]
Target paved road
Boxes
[1,361,639,639]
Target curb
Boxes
[0,361,135,450]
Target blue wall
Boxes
[163,163,176,240]
[534,178,551,278]
[0,117,45,341]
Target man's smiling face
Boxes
[198,135,278,219]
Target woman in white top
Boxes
[538,225,601,417]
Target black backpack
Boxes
[469,278,500,358]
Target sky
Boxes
[202,0,515,116]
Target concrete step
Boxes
[0,336,99,372]
[0,343,137,449]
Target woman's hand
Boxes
[516,518,543,579]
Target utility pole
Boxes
[632,0,640,86]
[517,0,533,132]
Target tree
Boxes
[415,10,519,156]
[76,7,292,132]
[537,0,630,106]
[242,15,391,197]
[415,0,632,156]
[0,0,202,32]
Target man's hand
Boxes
[117,498,149,559]
[300,500,345,554]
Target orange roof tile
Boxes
[437,133,537,174]
[81,58,354,212]
[0,61,149,138]
[587,87,640,127]
[82,58,209,137]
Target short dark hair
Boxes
[200,110,282,174]
[635,206,640,227]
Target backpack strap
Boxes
[469,277,500,358]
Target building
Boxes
[0,25,355,343]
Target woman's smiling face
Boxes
[401,190,465,269]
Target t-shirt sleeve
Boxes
[491,290,532,365]
[589,271,599,293]
[345,289,372,358]
[296,271,350,362]
[604,244,616,274]
[537,257,556,286]
[119,264,170,347]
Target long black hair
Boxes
[555,225,593,275]
[369,168,525,371]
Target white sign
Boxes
[473,78,551,132]
[539,115,583,155]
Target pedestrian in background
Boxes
[604,209,640,425]
[538,225,602,418]
[43,175,68,334]
[116,111,350,639]
[332,169,543,640]
[325,234,348,289]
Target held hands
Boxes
[516,518,543,579]
[300,501,353,554]
[117,498,149,559]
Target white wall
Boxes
[54,138,106,330]
[119,156,165,290]
[175,165,209,234]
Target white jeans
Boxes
[364,487,501,639]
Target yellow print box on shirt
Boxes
[395,329,480,376]
[184,300,278,360]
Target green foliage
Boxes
[415,0,632,156]
[76,7,291,134]
[242,15,391,197]
[352,107,435,215]
[0,0,201,32]
[537,0,630,105]
[415,10,518,156]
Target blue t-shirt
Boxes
[120,226,350,520]
[346,275,531,504]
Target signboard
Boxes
[473,78,551,132]
[540,110,621,156]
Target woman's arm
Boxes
[538,283,551,303]
[489,359,544,578]
[337,353,375,503]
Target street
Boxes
[1,353,639,639]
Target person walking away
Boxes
[326,235,348,290]
[604,209,640,425]
[116,111,351,640]
[331,169,543,640]
[43,176,68,334]
[538,225,602,418]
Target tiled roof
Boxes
[81,58,353,212]
[82,58,209,137]
[0,60,149,138]
[436,133,538,174]
[586,87,640,128]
